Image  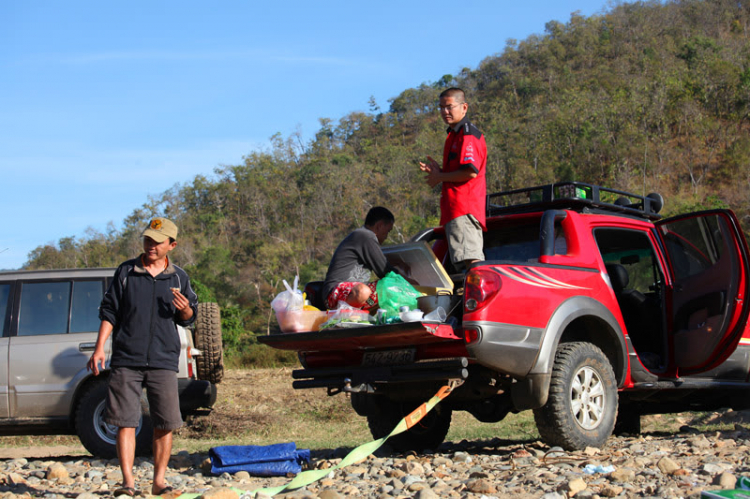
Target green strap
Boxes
[176,384,454,499]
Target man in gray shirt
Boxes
[323,207,398,310]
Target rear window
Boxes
[484,223,566,262]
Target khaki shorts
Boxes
[445,214,485,265]
[105,367,183,430]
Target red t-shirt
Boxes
[440,119,487,230]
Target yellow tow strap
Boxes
[175,383,455,498]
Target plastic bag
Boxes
[271,276,304,312]
[376,271,422,317]
[319,302,374,330]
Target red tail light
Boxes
[464,269,502,312]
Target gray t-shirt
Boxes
[322,227,395,301]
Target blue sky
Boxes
[0,0,611,270]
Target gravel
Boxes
[2,423,750,498]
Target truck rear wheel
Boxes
[195,302,224,384]
[75,378,153,459]
[533,342,617,450]
[367,398,451,453]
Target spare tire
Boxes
[195,302,224,384]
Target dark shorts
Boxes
[105,367,183,431]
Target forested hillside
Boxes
[25,0,750,362]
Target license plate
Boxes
[362,349,415,367]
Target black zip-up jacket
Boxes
[99,255,198,372]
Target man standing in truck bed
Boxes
[420,87,487,271]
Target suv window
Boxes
[18,280,103,336]
[0,283,10,337]
[71,280,104,333]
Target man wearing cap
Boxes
[87,217,198,497]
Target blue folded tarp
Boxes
[209,442,311,476]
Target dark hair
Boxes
[365,206,395,227]
[439,87,466,103]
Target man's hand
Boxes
[172,288,194,321]
[87,349,106,376]
[419,156,443,188]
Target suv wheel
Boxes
[367,398,451,453]
[533,342,617,450]
[195,302,224,384]
[75,378,153,459]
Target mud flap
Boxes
[511,373,551,410]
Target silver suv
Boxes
[0,268,223,458]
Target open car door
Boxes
[656,210,750,375]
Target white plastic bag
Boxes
[271,276,303,312]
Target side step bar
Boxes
[292,357,469,394]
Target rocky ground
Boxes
[1,424,750,499]
[3,369,750,498]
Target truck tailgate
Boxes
[259,322,469,391]
[258,321,462,351]
[259,321,468,370]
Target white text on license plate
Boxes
[362,349,415,367]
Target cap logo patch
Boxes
[150,220,162,230]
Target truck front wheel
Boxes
[533,342,617,451]
[367,398,451,453]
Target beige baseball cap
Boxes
[142,217,178,243]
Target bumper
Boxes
[292,357,470,393]
[178,379,217,414]
[464,321,544,379]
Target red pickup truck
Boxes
[259,182,750,452]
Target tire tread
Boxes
[195,302,224,384]
[533,342,617,451]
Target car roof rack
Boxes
[486,182,663,221]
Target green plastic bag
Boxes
[376,272,421,317]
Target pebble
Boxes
[3,428,750,498]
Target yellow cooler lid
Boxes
[381,241,454,292]
[413,285,453,296]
